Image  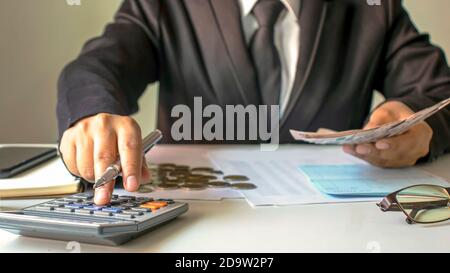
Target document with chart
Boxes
[208,146,450,207]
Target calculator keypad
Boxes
[25,194,175,221]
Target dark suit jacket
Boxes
[57,0,450,160]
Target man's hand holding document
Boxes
[290,98,450,145]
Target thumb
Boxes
[364,107,395,130]
[364,101,416,130]
[364,118,384,130]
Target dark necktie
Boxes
[250,0,285,106]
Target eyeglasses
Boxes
[377,184,450,224]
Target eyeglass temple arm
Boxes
[380,198,449,224]
[378,188,450,212]
[379,197,448,211]
[377,194,402,212]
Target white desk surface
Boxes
[1,145,449,253]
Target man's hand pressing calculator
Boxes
[59,113,153,205]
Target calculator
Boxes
[0,192,188,246]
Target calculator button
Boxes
[152,201,168,207]
[130,201,146,206]
[42,203,64,208]
[55,207,75,213]
[118,196,136,201]
[121,203,138,208]
[65,203,85,209]
[131,207,151,213]
[83,205,104,211]
[110,205,127,209]
[113,206,130,211]
[53,200,72,205]
[136,197,153,202]
[35,206,55,211]
[157,199,175,204]
[140,201,167,210]
[108,201,123,206]
[93,211,113,217]
[75,209,93,215]
[122,211,143,216]
[73,193,94,199]
[134,199,148,203]
[114,214,135,220]
[101,207,123,213]
[63,198,83,203]
[139,204,158,210]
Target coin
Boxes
[138,187,153,193]
[182,183,207,191]
[155,183,180,190]
[149,178,164,185]
[160,166,176,172]
[223,175,250,182]
[208,181,231,188]
[171,170,190,177]
[191,167,214,172]
[165,178,186,186]
[190,171,208,176]
[187,173,205,178]
[231,182,257,190]
[186,177,208,183]
[164,176,182,183]
[175,165,190,170]
[142,163,254,191]
[138,184,154,193]
[203,175,218,180]
[159,168,175,174]
[158,163,177,167]
[185,178,209,184]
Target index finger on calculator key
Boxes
[94,180,115,205]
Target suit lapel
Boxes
[183,0,260,106]
[280,0,329,128]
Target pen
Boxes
[93,129,163,189]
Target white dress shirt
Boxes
[238,0,300,116]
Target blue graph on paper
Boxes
[298,164,449,197]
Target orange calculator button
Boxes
[140,201,168,210]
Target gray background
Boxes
[0,0,449,144]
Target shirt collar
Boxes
[238,0,300,20]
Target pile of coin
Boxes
[138,163,257,193]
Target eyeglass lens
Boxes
[396,185,450,223]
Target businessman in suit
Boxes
[57,0,450,204]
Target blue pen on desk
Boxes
[93,129,163,189]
